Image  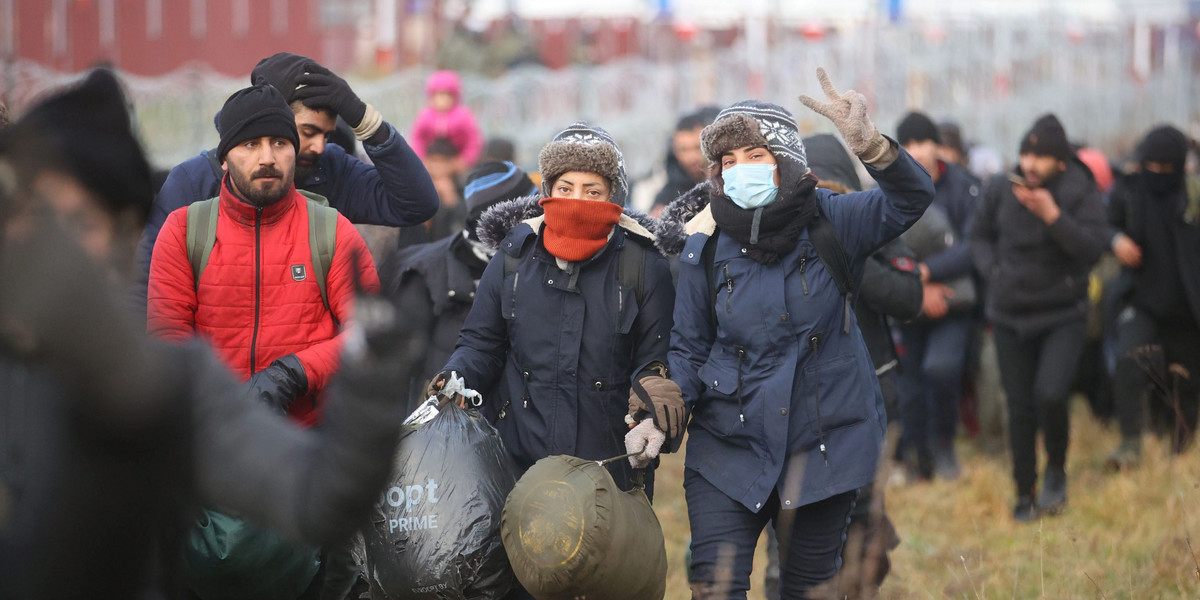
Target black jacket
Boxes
[857,238,924,373]
[1107,173,1200,328]
[382,232,488,411]
[970,159,1109,335]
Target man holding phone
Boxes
[969,114,1110,521]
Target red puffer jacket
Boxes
[148,177,380,427]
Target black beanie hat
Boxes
[1019,114,1070,162]
[250,52,312,103]
[216,84,299,161]
[897,112,941,146]
[938,121,965,155]
[464,161,537,219]
[0,68,154,222]
[1137,125,1188,171]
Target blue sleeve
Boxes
[924,176,982,281]
[442,253,509,392]
[132,155,220,314]
[668,236,714,410]
[819,147,936,262]
[322,122,440,228]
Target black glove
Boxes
[245,354,308,414]
[293,64,366,128]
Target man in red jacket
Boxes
[149,83,380,427]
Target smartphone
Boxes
[1007,173,1030,187]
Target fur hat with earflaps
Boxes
[537,121,629,206]
[699,100,811,199]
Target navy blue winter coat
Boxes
[663,151,933,512]
[133,123,439,310]
[442,198,675,494]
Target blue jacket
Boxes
[923,162,982,282]
[443,198,675,494]
[133,123,439,310]
[664,151,933,512]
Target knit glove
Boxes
[294,64,382,140]
[625,418,666,469]
[627,370,685,445]
[799,67,897,167]
[245,354,308,415]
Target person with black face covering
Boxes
[1105,125,1200,469]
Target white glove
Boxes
[625,418,666,468]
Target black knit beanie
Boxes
[464,161,536,219]
[0,68,154,222]
[897,112,941,146]
[250,52,311,103]
[216,84,299,161]
[1137,125,1188,171]
[1019,114,1070,162]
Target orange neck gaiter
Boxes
[539,197,623,262]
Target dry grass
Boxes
[651,398,1200,599]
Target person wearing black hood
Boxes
[970,114,1109,521]
[1104,125,1200,469]
[0,69,424,599]
[381,160,537,413]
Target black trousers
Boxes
[993,320,1086,497]
[1112,307,1200,447]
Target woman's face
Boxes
[719,145,781,186]
[551,171,612,202]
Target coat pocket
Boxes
[805,354,868,434]
[695,358,743,437]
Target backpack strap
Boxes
[702,229,721,332]
[205,149,224,180]
[807,213,856,333]
[307,200,338,317]
[185,198,221,291]
[617,237,648,310]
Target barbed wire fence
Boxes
[2,19,1194,181]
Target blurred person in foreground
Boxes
[970,114,1109,521]
[894,112,982,482]
[136,51,439,315]
[0,68,422,599]
[656,69,933,598]
[1105,125,1200,469]
[381,160,537,412]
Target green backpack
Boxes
[182,509,321,600]
[185,189,339,314]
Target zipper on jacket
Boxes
[723,264,734,314]
[809,333,829,465]
[734,346,747,425]
[799,258,810,295]
[249,207,263,378]
[522,370,532,408]
[509,271,519,319]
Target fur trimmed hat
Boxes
[700,100,810,198]
[538,121,629,205]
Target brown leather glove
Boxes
[628,374,685,444]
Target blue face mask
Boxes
[723,163,779,209]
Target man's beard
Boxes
[294,152,320,183]
[229,162,293,207]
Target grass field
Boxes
[651,399,1200,599]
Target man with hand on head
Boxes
[135,52,438,313]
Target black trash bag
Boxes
[363,403,517,599]
[501,455,667,600]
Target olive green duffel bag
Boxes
[500,455,666,600]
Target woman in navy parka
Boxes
[657,70,934,598]
[436,122,682,497]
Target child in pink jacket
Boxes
[410,70,483,169]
